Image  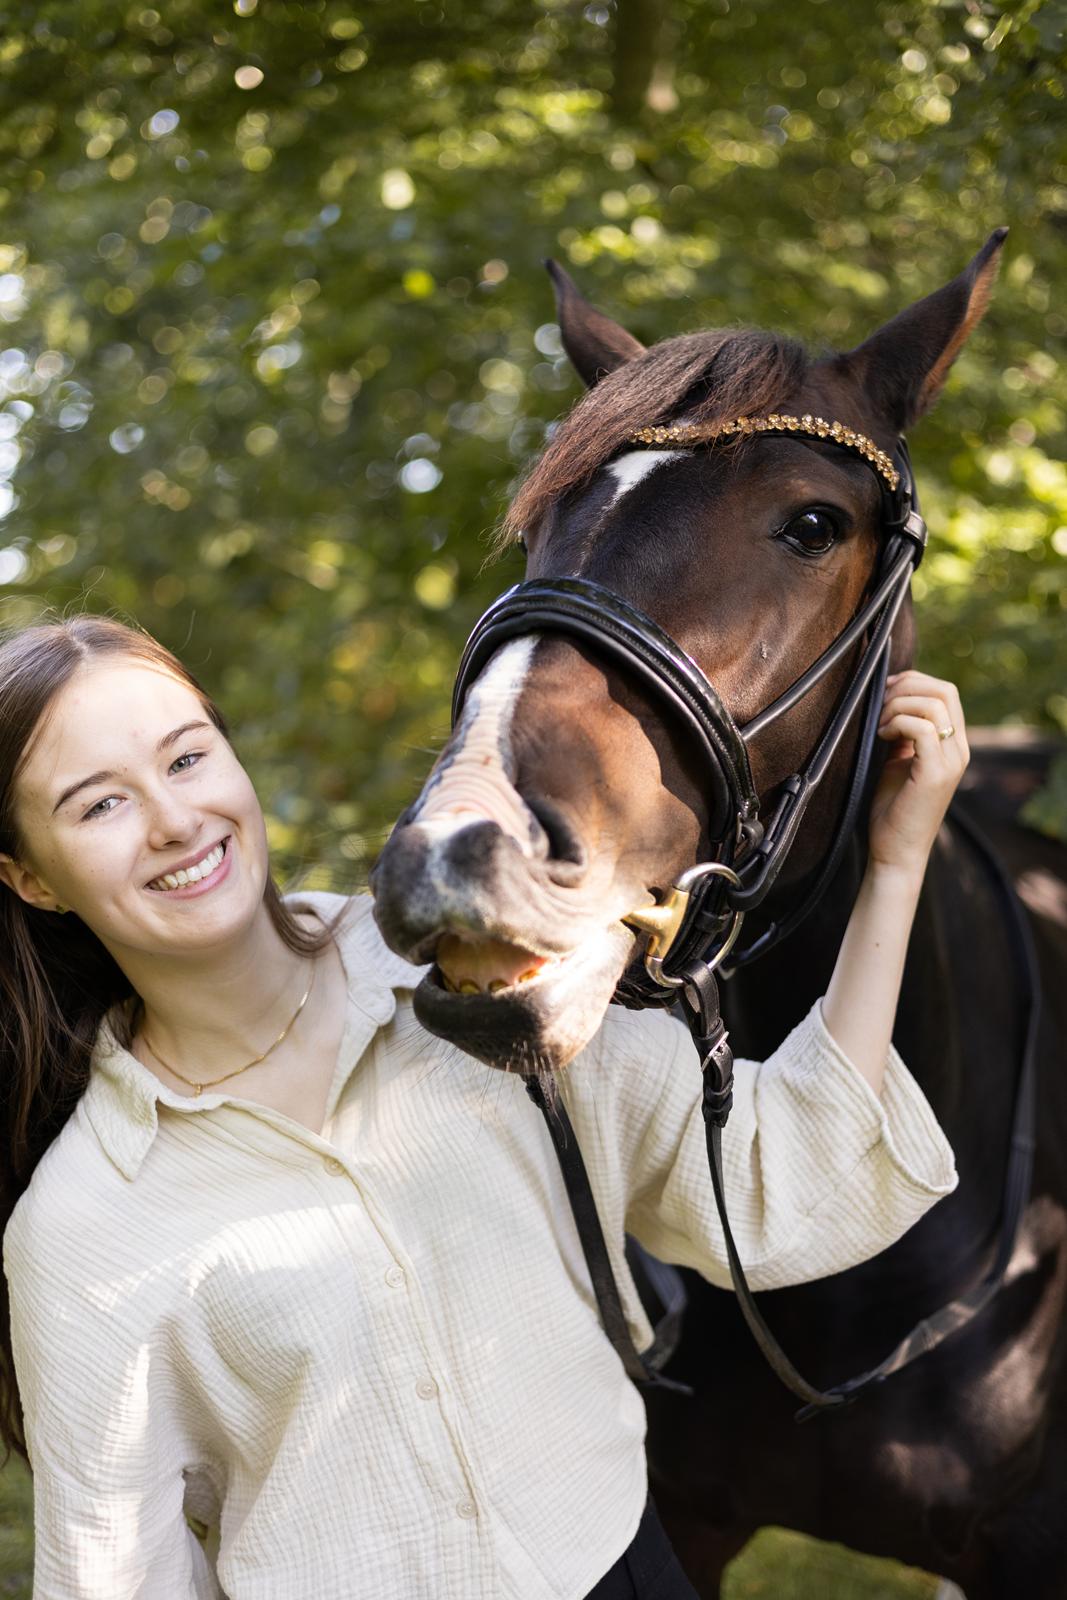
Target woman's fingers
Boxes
[881,672,970,760]
[885,668,964,715]
[876,712,967,776]
[879,693,955,729]
[877,696,969,763]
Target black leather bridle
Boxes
[453,432,928,1000]
[450,425,1039,1417]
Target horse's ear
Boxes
[842,229,1007,430]
[545,259,645,388]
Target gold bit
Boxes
[622,887,692,964]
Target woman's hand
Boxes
[869,669,970,882]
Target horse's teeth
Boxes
[488,979,508,994]
[458,980,481,996]
[518,969,540,983]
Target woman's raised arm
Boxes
[822,668,970,1094]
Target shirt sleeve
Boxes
[561,998,957,1293]
[3,1205,224,1600]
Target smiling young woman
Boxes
[0,614,969,1599]
[0,620,341,1422]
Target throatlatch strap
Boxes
[524,1075,692,1396]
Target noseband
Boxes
[452,414,928,1003]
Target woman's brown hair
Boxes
[0,614,333,1466]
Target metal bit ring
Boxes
[625,861,744,990]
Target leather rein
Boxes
[451,420,1040,1417]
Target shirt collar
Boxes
[82,893,424,1182]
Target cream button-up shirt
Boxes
[4,893,957,1600]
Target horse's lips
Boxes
[415,920,636,1071]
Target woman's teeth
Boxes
[149,840,225,892]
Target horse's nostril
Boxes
[522,795,586,869]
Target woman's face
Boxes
[2,657,270,962]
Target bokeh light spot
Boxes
[0,542,26,578]
[245,424,279,455]
[109,423,145,453]
[381,169,415,209]
[400,458,442,493]
[414,562,455,607]
[145,108,180,138]
[402,269,435,299]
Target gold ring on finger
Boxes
[937,724,955,741]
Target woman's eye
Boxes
[779,509,840,556]
[170,750,204,774]
[83,796,120,821]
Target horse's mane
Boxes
[500,328,810,547]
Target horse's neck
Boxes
[723,826,977,1136]
[723,813,1032,1305]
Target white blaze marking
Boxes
[605,448,685,507]
[415,637,539,854]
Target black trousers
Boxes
[583,1498,700,1599]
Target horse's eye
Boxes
[778,508,839,556]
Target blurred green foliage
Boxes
[722,1526,946,1599]
[0,0,1063,888]
[0,1453,32,1596]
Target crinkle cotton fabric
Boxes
[3,893,957,1600]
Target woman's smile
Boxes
[146,835,232,895]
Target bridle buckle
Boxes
[623,861,744,989]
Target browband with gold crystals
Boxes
[627,414,901,493]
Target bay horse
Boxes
[370,233,1067,1598]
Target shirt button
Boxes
[415,1377,438,1401]
[323,1156,346,1176]
[456,1499,478,1521]
[384,1265,406,1289]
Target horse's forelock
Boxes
[499,328,810,549]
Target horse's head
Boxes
[371,232,1005,1072]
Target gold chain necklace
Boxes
[141,962,316,1097]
